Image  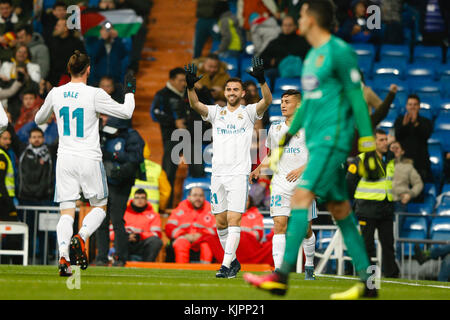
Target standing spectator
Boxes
[87,23,128,85]
[150,67,187,206]
[214,1,244,58]
[41,1,67,45]
[16,24,50,79]
[249,14,281,57]
[110,189,163,263]
[129,143,172,214]
[16,127,55,204]
[260,15,310,83]
[192,53,230,104]
[14,90,43,131]
[278,0,304,22]
[346,129,400,278]
[165,187,215,264]
[193,0,220,59]
[394,94,433,183]
[98,75,124,104]
[47,18,86,86]
[381,0,404,44]
[390,140,424,212]
[237,0,280,31]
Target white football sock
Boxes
[78,207,106,242]
[57,214,74,260]
[222,226,240,268]
[217,228,228,251]
[272,233,286,270]
[303,232,316,267]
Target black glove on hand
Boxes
[363,151,384,181]
[184,64,203,89]
[247,56,265,84]
[124,71,136,94]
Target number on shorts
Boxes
[270,195,282,207]
[59,106,84,138]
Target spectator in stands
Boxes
[47,18,86,86]
[390,140,424,212]
[192,53,230,105]
[414,243,450,282]
[0,0,22,62]
[237,0,280,31]
[16,24,50,79]
[13,90,43,131]
[41,1,67,45]
[16,127,55,205]
[347,129,400,278]
[259,15,310,83]
[165,187,215,264]
[193,0,220,59]
[214,1,244,58]
[250,14,281,57]
[99,75,124,104]
[98,0,116,10]
[17,113,58,146]
[0,66,23,99]
[87,23,128,85]
[129,143,172,214]
[394,94,433,183]
[150,67,187,205]
[0,44,41,83]
[110,189,163,263]
[96,116,145,267]
[381,0,404,44]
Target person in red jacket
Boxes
[110,189,163,262]
[165,187,215,263]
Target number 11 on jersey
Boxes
[59,106,84,138]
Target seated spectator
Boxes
[0,0,24,62]
[129,143,172,214]
[41,1,67,45]
[14,90,43,131]
[192,53,230,105]
[249,14,281,57]
[165,187,215,264]
[110,189,163,262]
[16,127,56,205]
[0,44,41,83]
[99,75,124,103]
[390,140,424,212]
[260,15,310,83]
[17,113,58,146]
[87,23,128,85]
[337,0,377,43]
[394,94,433,183]
[214,1,244,58]
[47,18,86,86]
[16,24,50,79]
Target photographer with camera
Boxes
[95,114,145,266]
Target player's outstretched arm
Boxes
[35,89,54,125]
[247,57,272,116]
[185,64,208,117]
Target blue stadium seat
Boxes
[438,99,450,116]
[439,68,450,98]
[221,56,239,78]
[271,90,283,105]
[273,77,301,92]
[373,80,408,107]
[409,81,441,107]
[429,217,450,241]
[413,45,443,65]
[400,216,428,239]
[240,56,252,77]
[372,62,404,83]
[406,64,436,84]
[43,0,56,9]
[182,177,211,202]
[407,202,434,216]
[202,144,213,175]
[268,104,283,123]
[428,142,444,184]
[377,108,398,130]
[380,44,410,63]
[436,204,450,216]
[315,230,335,251]
[351,43,375,77]
[419,107,434,120]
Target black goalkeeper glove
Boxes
[124,70,136,94]
[246,56,266,85]
[184,64,203,89]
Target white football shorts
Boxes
[54,154,108,204]
[270,183,317,221]
[210,174,249,214]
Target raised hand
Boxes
[184,64,203,89]
[246,56,266,84]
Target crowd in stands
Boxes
[0,0,449,280]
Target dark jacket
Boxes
[260,32,310,69]
[346,154,395,219]
[394,114,433,182]
[0,147,15,218]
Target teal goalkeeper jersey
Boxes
[288,35,370,153]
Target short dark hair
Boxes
[243,80,257,89]
[407,93,421,104]
[375,128,387,136]
[53,1,67,9]
[99,75,114,84]
[281,89,301,99]
[0,0,12,6]
[67,50,90,77]
[206,53,220,61]
[225,77,244,89]
[303,0,337,32]
[188,187,204,196]
[134,188,147,197]
[29,127,44,138]
[23,90,37,97]
[169,67,185,79]
[17,24,33,36]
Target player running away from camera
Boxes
[34,50,137,276]
[185,57,272,278]
[244,0,381,299]
[250,89,317,279]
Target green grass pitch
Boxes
[0,265,448,300]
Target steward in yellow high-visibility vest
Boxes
[0,140,17,220]
[346,129,399,278]
[129,143,171,213]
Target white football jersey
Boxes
[35,82,135,161]
[266,120,309,192]
[0,102,7,133]
[202,103,262,176]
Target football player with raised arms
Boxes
[185,57,272,278]
[34,50,137,276]
[250,89,317,279]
